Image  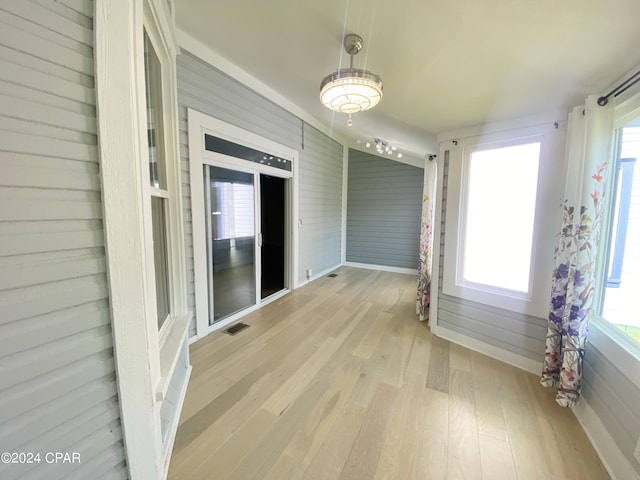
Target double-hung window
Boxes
[95,0,191,476]
[144,31,172,330]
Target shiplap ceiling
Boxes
[176,0,640,158]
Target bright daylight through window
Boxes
[601,123,640,345]
[144,31,172,329]
[462,142,541,294]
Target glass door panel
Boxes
[204,165,256,324]
[260,174,286,299]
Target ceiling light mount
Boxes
[343,33,364,57]
[320,33,383,126]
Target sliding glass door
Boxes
[204,166,257,323]
[188,110,298,339]
[203,165,289,325]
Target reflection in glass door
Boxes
[204,166,256,324]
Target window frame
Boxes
[590,87,640,390]
[458,138,541,298]
[442,124,565,318]
[141,17,186,346]
[144,28,173,331]
[94,0,191,477]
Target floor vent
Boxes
[224,322,250,336]
[327,273,338,278]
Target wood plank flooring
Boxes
[168,267,610,480]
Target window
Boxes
[606,157,636,287]
[151,196,170,325]
[144,31,172,330]
[600,124,640,345]
[204,134,293,172]
[442,125,565,317]
[461,142,540,294]
[95,0,191,476]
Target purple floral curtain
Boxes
[541,96,613,407]
[417,156,437,321]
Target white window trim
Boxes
[95,1,191,478]
[142,3,191,393]
[441,123,566,318]
[591,85,640,390]
[188,109,299,341]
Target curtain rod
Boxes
[597,69,640,106]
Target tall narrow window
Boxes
[442,126,561,318]
[144,31,171,329]
[461,142,541,294]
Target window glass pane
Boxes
[152,196,170,328]
[602,124,640,345]
[462,142,540,293]
[144,32,167,189]
[204,134,292,172]
[204,166,256,324]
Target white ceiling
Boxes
[176,0,640,159]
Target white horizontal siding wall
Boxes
[0,1,126,479]
[176,49,343,336]
[346,149,423,270]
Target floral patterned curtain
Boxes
[541,96,614,407]
[417,156,437,321]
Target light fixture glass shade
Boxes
[320,70,383,113]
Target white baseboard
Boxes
[436,325,640,480]
[344,261,418,276]
[435,325,542,375]
[572,398,640,480]
[297,264,343,287]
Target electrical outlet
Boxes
[634,435,640,465]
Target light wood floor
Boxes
[168,267,609,480]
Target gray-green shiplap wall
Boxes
[0,1,127,479]
[176,50,344,337]
[346,149,422,270]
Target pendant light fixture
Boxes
[320,33,383,126]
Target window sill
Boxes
[589,315,640,390]
[156,311,192,402]
[442,281,548,319]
